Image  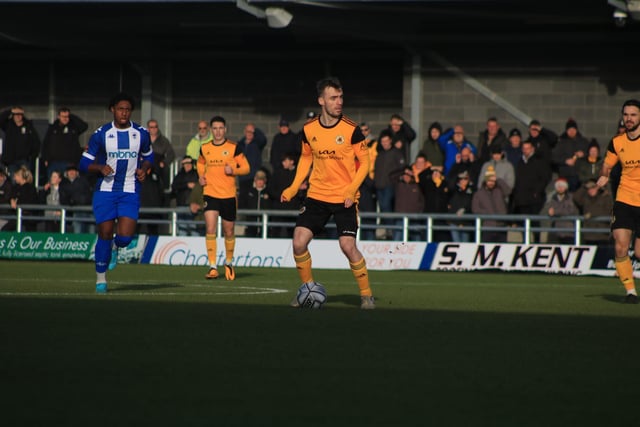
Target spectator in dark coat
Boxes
[171,156,199,236]
[0,167,13,207]
[42,107,88,178]
[418,166,450,242]
[147,119,175,193]
[171,156,199,207]
[504,128,523,170]
[390,166,425,241]
[0,167,14,230]
[237,123,267,197]
[268,153,302,238]
[138,164,165,235]
[527,119,556,172]
[0,107,41,175]
[511,140,551,242]
[576,138,604,186]
[240,169,271,238]
[269,119,300,172]
[374,130,405,239]
[476,117,508,165]
[60,164,93,234]
[421,121,445,168]
[447,170,475,242]
[2,166,39,231]
[446,146,481,191]
[552,118,590,191]
[387,113,416,164]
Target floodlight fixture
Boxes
[236,0,292,29]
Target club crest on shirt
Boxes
[223,150,230,156]
[335,135,345,145]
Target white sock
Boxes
[627,289,638,296]
[97,272,106,284]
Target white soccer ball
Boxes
[296,281,327,309]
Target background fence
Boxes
[0,204,611,246]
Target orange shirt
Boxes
[604,132,640,206]
[197,139,249,199]
[283,115,369,204]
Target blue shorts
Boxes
[93,191,140,224]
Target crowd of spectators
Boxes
[0,105,617,243]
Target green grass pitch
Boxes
[1,260,639,426]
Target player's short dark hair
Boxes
[210,115,226,126]
[622,99,640,112]
[316,76,342,97]
[108,92,136,111]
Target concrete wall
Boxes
[1,55,636,163]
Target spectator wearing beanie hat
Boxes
[551,117,590,191]
[541,177,579,244]
[504,128,523,169]
[471,167,510,242]
[478,140,514,197]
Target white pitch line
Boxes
[0,283,289,297]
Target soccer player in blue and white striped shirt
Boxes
[80,92,154,293]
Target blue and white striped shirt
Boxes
[80,121,154,194]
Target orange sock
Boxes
[224,237,235,264]
[615,255,636,294]
[206,234,217,267]
[294,250,313,283]
[350,257,372,297]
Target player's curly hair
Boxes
[108,92,136,111]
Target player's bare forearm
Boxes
[88,164,113,176]
[597,162,612,188]
[137,160,152,182]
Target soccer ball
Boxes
[295,281,327,309]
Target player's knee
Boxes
[114,235,133,248]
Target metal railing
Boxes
[0,204,612,245]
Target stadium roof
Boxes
[0,1,638,62]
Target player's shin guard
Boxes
[224,237,235,265]
[95,237,112,273]
[294,250,313,283]
[206,234,217,267]
[350,257,372,297]
[113,234,132,249]
[615,255,637,295]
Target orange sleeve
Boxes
[232,152,250,176]
[196,150,206,177]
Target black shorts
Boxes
[203,196,237,222]
[296,197,358,238]
[611,201,640,234]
